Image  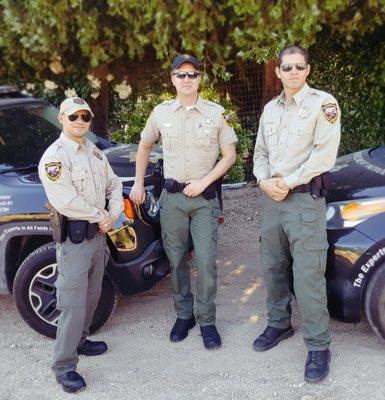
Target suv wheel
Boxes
[13,242,118,338]
[365,264,385,340]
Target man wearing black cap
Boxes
[130,54,237,349]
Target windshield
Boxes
[0,104,61,168]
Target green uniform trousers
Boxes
[52,233,109,375]
[259,192,331,351]
[159,189,221,326]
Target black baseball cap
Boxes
[171,54,201,71]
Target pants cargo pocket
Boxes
[55,277,81,310]
[301,211,329,251]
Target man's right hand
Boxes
[259,178,289,202]
[129,182,146,205]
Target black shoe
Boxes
[252,326,294,352]
[77,339,108,356]
[170,316,196,342]
[56,371,86,393]
[304,349,331,383]
[200,325,221,350]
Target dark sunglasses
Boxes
[172,71,201,80]
[67,112,92,122]
[280,63,307,72]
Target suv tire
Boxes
[365,264,385,341]
[13,242,118,338]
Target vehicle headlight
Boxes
[326,197,385,229]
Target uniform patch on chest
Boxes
[202,117,214,127]
[45,161,62,181]
[322,103,338,124]
[93,148,103,160]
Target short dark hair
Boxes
[278,45,309,65]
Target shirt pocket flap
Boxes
[161,124,178,138]
[71,167,86,181]
[264,126,277,136]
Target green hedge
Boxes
[310,29,385,155]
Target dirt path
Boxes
[1,185,384,400]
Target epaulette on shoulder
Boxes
[310,87,331,100]
[46,140,62,155]
[159,99,176,106]
[201,98,219,107]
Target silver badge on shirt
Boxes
[202,117,214,127]
[298,107,311,119]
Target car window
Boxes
[0,104,61,165]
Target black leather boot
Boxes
[200,325,221,349]
[304,349,331,383]
[77,339,108,356]
[170,316,196,342]
[56,371,86,393]
[252,326,294,351]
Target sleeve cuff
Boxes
[283,174,299,189]
[87,209,103,224]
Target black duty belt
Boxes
[66,220,98,244]
[164,179,187,193]
[289,183,312,193]
[164,178,218,203]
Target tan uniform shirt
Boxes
[38,132,123,223]
[141,96,238,183]
[253,83,341,189]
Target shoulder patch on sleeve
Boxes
[222,110,237,128]
[45,161,62,181]
[322,102,338,124]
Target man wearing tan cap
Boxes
[38,97,123,393]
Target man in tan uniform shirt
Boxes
[253,45,340,383]
[130,54,237,349]
[38,97,123,393]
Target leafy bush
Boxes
[310,29,385,155]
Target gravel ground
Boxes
[1,185,385,400]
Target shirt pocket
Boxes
[160,123,181,150]
[71,166,86,194]
[286,120,314,148]
[195,126,219,152]
[264,124,279,149]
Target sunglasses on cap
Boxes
[280,63,308,72]
[67,112,92,122]
[172,71,201,80]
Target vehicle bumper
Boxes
[106,239,170,296]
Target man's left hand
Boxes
[183,179,208,197]
[276,178,289,192]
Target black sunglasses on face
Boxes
[67,112,92,122]
[172,71,201,80]
[280,63,307,72]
